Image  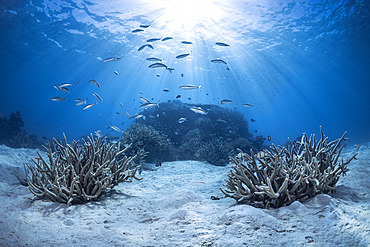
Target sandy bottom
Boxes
[0,143,369,247]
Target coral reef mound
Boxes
[221,126,358,208]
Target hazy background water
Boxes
[0,0,369,145]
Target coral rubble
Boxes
[20,133,141,206]
[221,127,358,208]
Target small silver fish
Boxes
[176,94,181,98]
[211,59,227,64]
[59,83,72,87]
[52,97,67,102]
[215,42,230,47]
[89,79,101,88]
[114,71,119,75]
[216,118,227,123]
[103,57,121,63]
[111,125,122,133]
[140,97,150,103]
[59,87,70,92]
[268,135,271,141]
[120,103,124,107]
[125,112,130,119]
[176,53,190,59]
[140,24,150,28]
[178,117,187,123]
[220,99,232,104]
[140,102,159,109]
[156,74,160,77]
[75,99,86,106]
[161,37,173,41]
[132,29,144,33]
[93,92,103,102]
[163,88,170,92]
[131,114,144,119]
[190,107,207,115]
[149,63,167,68]
[355,144,360,150]
[179,84,201,90]
[243,103,253,107]
[181,41,192,44]
[97,113,103,118]
[146,57,162,62]
[83,103,97,110]
[95,130,103,138]
[138,44,148,51]
[147,38,161,42]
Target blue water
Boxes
[0,0,369,145]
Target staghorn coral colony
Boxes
[17,133,141,206]
[221,126,358,208]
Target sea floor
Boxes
[0,143,369,247]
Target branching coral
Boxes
[221,127,358,208]
[21,133,142,206]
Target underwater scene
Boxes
[0,0,369,246]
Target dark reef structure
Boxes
[221,127,358,208]
[122,100,266,166]
[0,111,43,149]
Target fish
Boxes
[138,44,148,51]
[52,97,67,102]
[215,42,230,47]
[111,125,122,133]
[95,130,103,138]
[176,94,181,98]
[59,83,72,87]
[179,84,201,90]
[149,63,167,68]
[176,53,190,59]
[132,29,144,33]
[250,118,255,122]
[190,106,207,115]
[181,74,184,77]
[89,79,101,88]
[166,67,175,73]
[139,91,143,94]
[140,24,150,28]
[75,99,86,106]
[163,88,170,92]
[140,102,159,109]
[268,135,271,141]
[181,41,192,44]
[97,113,103,118]
[54,85,69,92]
[120,103,124,107]
[355,144,360,150]
[76,81,80,86]
[139,97,150,103]
[216,118,227,123]
[114,71,119,75]
[125,112,130,119]
[103,57,121,63]
[220,99,232,104]
[83,103,97,110]
[243,103,253,107]
[147,38,161,42]
[116,112,120,114]
[147,44,154,49]
[131,114,144,119]
[93,92,103,102]
[211,59,227,64]
[161,37,173,41]
[256,151,265,159]
[156,74,160,77]
[146,57,162,62]
[178,117,187,123]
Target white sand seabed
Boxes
[0,143,369,247]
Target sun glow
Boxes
[151,0,226,36]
